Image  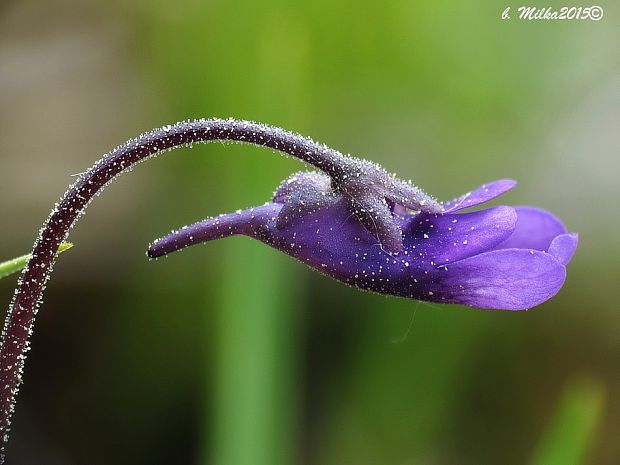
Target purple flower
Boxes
[148,176,577,311]
[0,119,578,459]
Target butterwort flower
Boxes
[0,119,577,460]
[149,174,577,311]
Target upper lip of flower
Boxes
[147,176,577,312]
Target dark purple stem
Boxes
[0,118,344,460]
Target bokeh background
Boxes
[0,1,618,464]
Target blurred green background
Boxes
[0,0,618,464]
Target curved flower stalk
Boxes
[0,118,576,460]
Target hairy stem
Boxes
[0,118,344,459]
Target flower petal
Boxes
[424,249,567,310]
[547,233,578,265]
[494,206,567,252]
[400,206,517,270]
[252,203,517,285]
[442,179,517,213]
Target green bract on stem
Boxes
[0,243,73,280]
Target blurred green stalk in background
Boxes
[215,243,298,465]
[141,3,307,463]
[530,377,605,465]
